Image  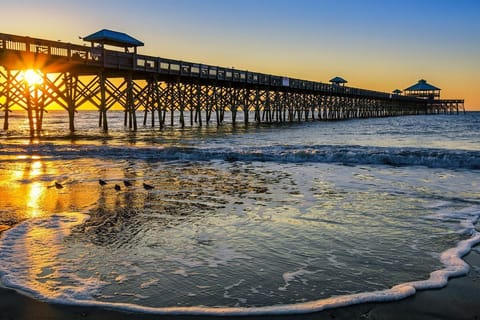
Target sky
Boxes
[2,0,480,110]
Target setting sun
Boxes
[21,69,44,87]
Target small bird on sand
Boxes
[99,179,107,186]
[55,182,64,189]
[123,180,132,187]
[114,184,121,191]
[143,182,154,190]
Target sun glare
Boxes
[21,69,44,86]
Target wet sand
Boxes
[0,247,479,320]
[1,152,479,319]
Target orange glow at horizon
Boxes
[4,69,478,112]
[1,1,478,110]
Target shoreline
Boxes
[1,113,479,320]
[0,247,479,320]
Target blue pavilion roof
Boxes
[83,29,144,47]
[330,76,348,84]
[404,79,440,92]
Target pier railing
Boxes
[0,32,418,101]
[0,32,465,135]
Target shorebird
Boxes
[55,182,64,189]
[99,179,107,186]
[114,184,121,191]
[123,180,132,187]
[143,182,154,190]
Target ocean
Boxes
[0,110,479,316]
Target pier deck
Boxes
[0,32,465,135]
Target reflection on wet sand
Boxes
[1,153,273,244]
[73,164,271,248]
[26,182,43,218]
[0,157,104,226]
[0,157,52,224]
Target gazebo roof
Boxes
[83,29,144,48]
[330,76,348,84]
[392,89,402,94]
[404,79,440,92]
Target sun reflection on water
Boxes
[0,156,51,221]
[24,159,45,218]
[30,160,43,177]
[0,155,121,224]
[27,182,43,218]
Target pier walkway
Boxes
[0,31,464,135]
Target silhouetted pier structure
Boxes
[0,31,465,135]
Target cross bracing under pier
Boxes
[0,32,464,136]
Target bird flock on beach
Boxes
[53,179,154,191]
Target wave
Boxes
[1,143,479,170]
[0,209,479,316]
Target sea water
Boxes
[0,111,479,315]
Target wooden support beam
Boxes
[179,82,185,128]
[99,73,108,131]
[168,82,175,127]
[126,74,137,130]
[64,73,77,133]
[2,69,11,130]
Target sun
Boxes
[21,69,44,86]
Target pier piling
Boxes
[0,32,465,135]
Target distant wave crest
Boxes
[1,143,480,170]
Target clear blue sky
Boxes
[3,0,480,108]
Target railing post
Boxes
[25,37,31,53]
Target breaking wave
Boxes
[1,143,479,170]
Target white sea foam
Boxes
[279,268,316,291]
[140,278,160,289]
[0,213,109,302]
[427,206,480,235]
[207,245,253,268]
[0,207,479,316]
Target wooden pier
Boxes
[0,31,465,135]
